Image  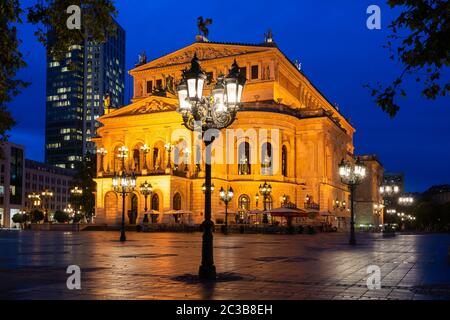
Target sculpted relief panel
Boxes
[153,47,262,68]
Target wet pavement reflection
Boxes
[0,230,449,300]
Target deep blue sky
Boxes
[8,0,450,192]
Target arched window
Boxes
[238,194,250,211]
[132,148,140,171]
[238,142,251,175]
[282,145,288,177]
[173,193,181,210]
[151,194,159,211]
[263,195,273,210]
[261,142,272,175]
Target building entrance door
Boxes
[128,194,138,224]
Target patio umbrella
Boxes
[269,207,308,217]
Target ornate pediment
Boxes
[99,96,178,121]
[132,42,270,72]
[153,47,261,68]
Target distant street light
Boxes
[338,158,367,245]
[41,190,54,223]
[113,172,136,242]
[139,181,153,223]
[259,181,272,223]
[219,186,234,234]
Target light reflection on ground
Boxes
[0,230,449,300]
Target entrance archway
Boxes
[128,193,138,224]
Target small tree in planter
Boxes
[72,213,83,224]
[12,213,25,229]
[30,210,45,224]
[53,211,70,224]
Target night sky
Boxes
[8,0,450,192]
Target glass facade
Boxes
[45,20,125,171]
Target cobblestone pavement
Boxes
[0,230,449,300]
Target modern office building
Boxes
[0,142,25,228]
[24,160,75,212]
[45,20,126,171]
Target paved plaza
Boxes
[0,230,449,300]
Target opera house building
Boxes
[93,35,382,229]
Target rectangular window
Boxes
[239,67,247,79]
[251,65,259,80]
[206,72,213,85]
[156,79,162,89]
[146,80,153,93]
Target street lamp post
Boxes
[41,190,54,223]
[70,186,83,217]
[164,143,175,170]
[97,148,108,173]
[140,144,150,171]
[219,186,234,234]
[139,181,153,224]
[259,181,272,223]
[28,193,41,210]
[117,146,129,172]
[177,54,246,280]
[112,171,136,242]
[338,158,367,245]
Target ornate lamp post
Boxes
[139,181,153,224]
[112,171,136,242]
[97,147,108,173]
[219,186,234,235]
[28,193,41,210]
[202,183,215,193]
[338,158,367,245]
[259,181,272,223]
[164,143,175,170]
[281,194,288,207]
[177,54,245,280]
[117,146,129,171]
[140,144,150,171]
[41,190,54,223]
[70,185,83,209]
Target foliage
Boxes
[30,209,44,223]
[72,213,83,223]
[366,0,449,117]
[12,213,25,224]
[27,0,118,61]
[0,0,29,142]
[53,210,70,223]
[413,201,450,231]
[0,0,117,141]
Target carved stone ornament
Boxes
[153,48,260,68]
[130,100,175,115]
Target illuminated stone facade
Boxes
[94,39,359,228]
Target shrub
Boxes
[53,211,70,223]
[12,213,25,224]
[30,210,45,223]
[72,213,83,223]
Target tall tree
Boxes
[0,0,28,144]
[0,0,118,141]
[367,0,449,117]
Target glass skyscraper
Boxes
[45,20,125,171]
